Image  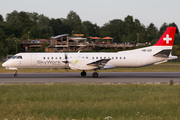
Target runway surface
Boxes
[0,72,180,84]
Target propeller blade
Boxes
[63,53,69,70]
[65,53,67,59]
[62,53,68,63]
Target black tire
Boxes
[14,73,18,77]
[92,72,98,78]
[81,71,86,77]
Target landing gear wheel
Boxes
[81,71,86,77]
[92,72,98,78]
[14,70,18,77]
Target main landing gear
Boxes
[80,70,99,78]
[81,70,86,77]
[92,72,98,78]
[14,70,18,77]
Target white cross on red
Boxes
[163,34,172,44]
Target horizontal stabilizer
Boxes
[153,49,171,58]
[154,60,167,65]
[87,59,111,68]
[167,56,178,60]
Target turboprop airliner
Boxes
[2,27,177,77]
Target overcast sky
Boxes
[0,0,180,29]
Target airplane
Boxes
[2,27,177,78]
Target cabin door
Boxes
[31,54,37,66]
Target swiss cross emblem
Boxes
[163,34,172,44]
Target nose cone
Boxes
[2,61,8,67]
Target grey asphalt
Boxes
[0,72,180,84]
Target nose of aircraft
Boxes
[2,61,8,67]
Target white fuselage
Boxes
[3,45,171,70]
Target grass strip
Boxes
[0,83,180,120]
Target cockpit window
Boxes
[11,55,22,59]
[17,56,22,59]
[12,56,17,59]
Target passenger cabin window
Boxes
[17,56,22,59]
[120,57,122,59]
[43,57,45,59]
[51,57,53,59]
[55,57,57,59]
[112,57,114,59]
[124,57,126,59]
[59,57,61,59]
[47,57,49,59]
[86,57,88,59]
[100,57,102,59]
[96,57,98,59]
[116,57,118,59]
[92,57,94,59]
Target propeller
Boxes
[62,53,69,71]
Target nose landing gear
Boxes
[14,70,18,77]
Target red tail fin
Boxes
[154,27,176,46]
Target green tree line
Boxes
[0,10,180,58]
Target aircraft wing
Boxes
[87,59,111,68]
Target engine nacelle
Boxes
[68,58,97,70]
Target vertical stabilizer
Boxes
[154,27,176,46]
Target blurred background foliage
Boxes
[0,10,180,57]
